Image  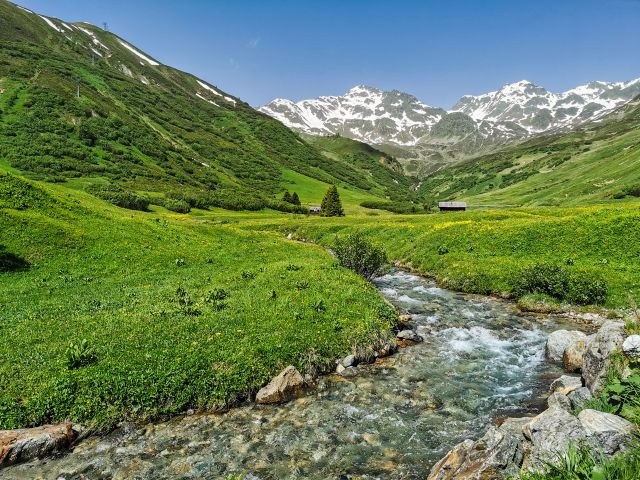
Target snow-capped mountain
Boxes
[452,79,640,133]
[261,86,446,147]
[260,79,640,172]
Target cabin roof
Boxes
[439,202,467,208]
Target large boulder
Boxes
[568,387,593,411]
[526,407,587,469]
[578,409,637,455]
[563,337,589,373]
[0,423,78,466]
[255,366,305,404]
[549,375,583,395]
[427,423,525,480]
[622,334,640,358]
[582,321,627,394]
[546,330,588,363]
[547,392,571,411]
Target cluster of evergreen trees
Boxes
[281,190,301,205]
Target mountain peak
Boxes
[260,85,444,146]
[346,85,382,95]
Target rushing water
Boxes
[7,270,567,480]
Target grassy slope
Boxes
[280,169,381,214]
[418,99,640,207]
[0,174,396,429]
[241,204,640,309]
[0,0,403,204]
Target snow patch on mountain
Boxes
[38,15,62,32]
[197,80,223,97]
[117,39,159,66]
[75,25,110,51]
[196,80,236,106]
[196,92,220,107]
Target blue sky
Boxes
[16,0,640,108]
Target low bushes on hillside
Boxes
[86,184,150,211]
[157,189,308,214]
[360,200,432,214]
[514,262,608,305]
[613,184,640,199]
[265,199,308,214]
[162,198,191,214]
[334,232,387,280]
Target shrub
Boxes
[65,339,97,369]
[437,244,449,255]
[86,184,149,211]
[566,272,608,305]
[163,198,191,214]
[514,263,608,305]
[265,198,308,214]
[334,232,387,280]
[208,189,264,211]
[514,262,570,299]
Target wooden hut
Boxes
[438,201,467,212]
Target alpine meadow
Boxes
[1,1,640,479]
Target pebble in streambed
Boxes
[5,270,566,480]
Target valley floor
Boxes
[1,174,639,430]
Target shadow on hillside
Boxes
[0,245,30,272]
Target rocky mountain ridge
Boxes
[260,79,640,175]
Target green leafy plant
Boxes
[204,288,229,311]
[314,300,326,313]
[241,271,255,280]
[65,339,97,369]
[295,281,310,290]
[175,287,200,315]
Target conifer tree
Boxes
[282,190,292,204]
[291,192,301,206]
[320,185,344,217]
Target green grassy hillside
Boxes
[0,173,395,429]
[418,99,640,207]
[0,0,406,209]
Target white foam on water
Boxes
[397,294,423,305]
[439,326,514,355]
